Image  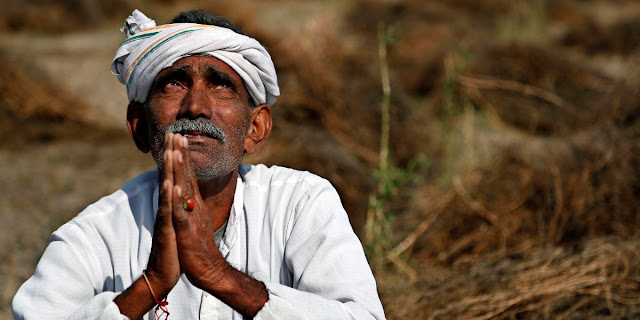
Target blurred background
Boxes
[1,0,639,318]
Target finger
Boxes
[172,134,195,202]
[164,132,175,168]
[160,133,175,211]
[151,151,176,257]
[156,133,175,234]
[171,183,196,265]
[154,180,173,231]
[159,132,174,185]
[179,136,199,190]
[171,135,194,245]
[172,183,189,229]
[173,134,200,201]
[148,175,180,293]
[166,131,174,152]
[157,151,174,227]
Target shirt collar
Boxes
[220,172,244,256]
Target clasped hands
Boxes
[115,134,268,318]
[145,132,230,298]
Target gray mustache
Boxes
[166,118,227,142]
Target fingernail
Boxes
[176,185,182,197]
[163,180,170,191]
[177,151,183,163]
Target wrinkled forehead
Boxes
[156,55,243,83]
[151,55,252,102]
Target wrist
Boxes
[143,268,173,300]
[141,270,171,320]
[183,254,231,292]
[114,276,161,319]
[200,263,268,317]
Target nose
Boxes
[180,82,212,119]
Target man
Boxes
[12,9,385,320]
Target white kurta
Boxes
[12,164,385,319]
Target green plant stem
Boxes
[365,21,393,271]
[378,21,391,189]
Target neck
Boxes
[196,169,238,231]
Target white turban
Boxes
[111,10,279,106]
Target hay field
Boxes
[1,0,639,318]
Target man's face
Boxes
[144,55,252,181]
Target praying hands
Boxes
[114,133,268,319]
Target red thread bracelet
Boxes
[142,270,170,320]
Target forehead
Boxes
[157,55,243,84]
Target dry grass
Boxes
[382,237,640,319]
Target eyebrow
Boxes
[206,66,237,90]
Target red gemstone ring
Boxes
[183,199,195,211]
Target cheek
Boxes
[226,117,251,154]
[218,102,243,117]
[147,104,176,132]
[218,102,251,129]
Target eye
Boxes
[217,80,233,89]
[162,80,184,92]
[208,71,236,92]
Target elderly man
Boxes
[12,9,385,320]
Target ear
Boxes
[244,104,272,154]
[126,101,151,153]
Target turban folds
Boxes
[111,10,279,106]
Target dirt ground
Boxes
[1,0,639,319]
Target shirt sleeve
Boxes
[12,222,128,320]
[254,179,386,320]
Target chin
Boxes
[193,164,237,181]
[194,170,220,181]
